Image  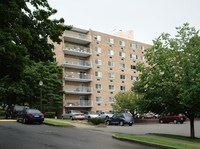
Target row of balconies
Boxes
[64,85,92,95]
[64,72,92,82]
[64,99,92,108]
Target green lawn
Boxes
[115,133,200,149]
[44,118,73,127]
[150,133,200,143]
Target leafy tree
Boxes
[0,0,70,105]
[18,61,63,112]
[112,91,139,116]
[133,23,200,138]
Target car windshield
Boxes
[27,109,41,114]
[72,110,82,113]
[123,113,132,117]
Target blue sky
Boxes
[48,0,200,44]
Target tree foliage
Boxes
[0,0,70,108]
[133,23,200,138]
[112,91,139,115]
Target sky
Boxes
[48,0,200,45]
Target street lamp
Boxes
[39,81,43,112]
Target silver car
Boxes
[83,111,100,119]
[62,110,85,120]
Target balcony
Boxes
[63,30,91,45]
[64,99,92,108]
[64,85,92,95]
[64,72,92,82]
[64,59,91,70]
[63,44,91,57]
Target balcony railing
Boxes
[63,30,91,45]
[64,59,91,70]
[64,99,92,107]
[64,85,92,94]
[64,72,92,82]
[63,44,91,57]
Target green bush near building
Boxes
[88,118,105,125]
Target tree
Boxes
[111,91,139,116]
[15,61,63,112]
[0,0,70,105]
[133,23,200,138]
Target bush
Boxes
[88,118,105,125]
[45,112,56,118]
[0,111,5,117]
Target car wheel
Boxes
[119,121,124,126]
[129,123,133,126]
[17,117,19,122]
[105,116,109,120]
[70,116,74,120]
[23,118,27,124]
[159,119,164,124]
[106,121,110,125]
[173,119,178,124]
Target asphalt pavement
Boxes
[0,121,157,149]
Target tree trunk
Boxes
[189,116,195,138]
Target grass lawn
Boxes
[44,118,73,127]
[115,133,200,149]
[150,133,200,143]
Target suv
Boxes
[159,114,186,124]
[106,113,134,126]
[5,105,29,119]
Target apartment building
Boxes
[54,27,151,113]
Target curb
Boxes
[112,134,177,149]
[0,119,16,122]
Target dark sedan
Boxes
[17,109,44,124]
[106,113,134,126]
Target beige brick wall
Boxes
[54,28,151,113]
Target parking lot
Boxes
[91,121,200,138]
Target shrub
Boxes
[0,111,5,117]
[45,112,56,118]
[88,118,105,125]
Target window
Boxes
[95,47,101,54]
[141,56,145,61]
[130,43,137,49]
[96,96,103,102]
[109,97,115,103]
[94,35,101,41]
[108,73,115,79]
[131,76,138,81]
[95,71,102,77]
[109,85,115,91]
[141,46,144,51]
[120,75,125,80]
[119,51,125,58]
[95,84,102,90]
[108,49,114,56]
[120,86,126,91]
[130,54,138,60]
[95,59,102,65]
[119,40,125,46]
[120,63,125,69]
[131,65,136,70]
[107,38,114,44]
[108,61,115,67]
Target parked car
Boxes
[82,111,100,119]
[106,113,134,126]
[62,110,85,120]
[100,112,114,119]
[159,114,186,124]
[17,109,44,124]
